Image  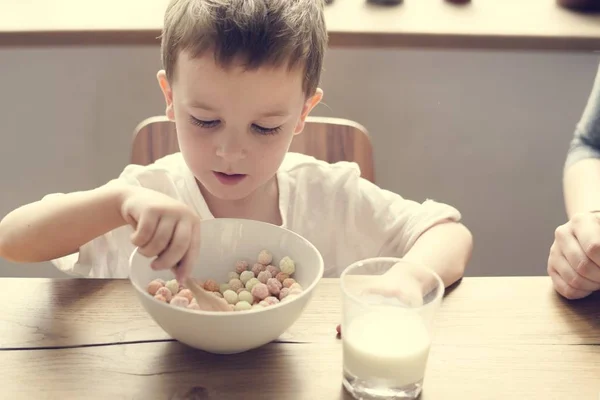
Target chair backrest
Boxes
[131,115,375,182]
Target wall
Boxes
[0,45,598,278]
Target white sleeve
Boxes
[47,166,145,279]
[49,210,134,279]
[339,166,462,260]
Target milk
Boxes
[343,307,431,388]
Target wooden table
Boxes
[1,277,599,399]
[2,0,600,50]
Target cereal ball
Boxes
[170,296,190,308]
[267,278,282,296]
[219,283,230,294]
[245,277,260,291]
[257,270,272,284]
[289,288,303,296]
[275,272,290,283]
[165,279,180,296]
[289,282,303,291]
[252,304,264,310]
[227,271,240,281]
[212,291,224,298]
[251,283,269,300]
[147,280,163,296]
[239,270,255,285]
[282,278,296,288]
[235,260,249,274]
[177,289,194,303]
[223,290,239,305]
[238,290,254,304]
[279,256,295,275]
[154,294,167,303]
[234,301,252,311]
[228,278,243,292]
[264,296,280,306]
[187,303,201,311]
[204,279,220,292]
[156,287,172,302]
[266,265,280,277]
[257,249,273,265]
[251,263,265,276]
[279,287,290,300]
[259,300,270,307]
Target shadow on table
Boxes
[442,277,463,298]
[48,278,114,308]
[2,278,116,349]
[551,286,600,344]
[147,341,309,400]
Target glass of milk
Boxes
[340,257,444,400]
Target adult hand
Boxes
[548,211,600,299]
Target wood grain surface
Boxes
[2,276,599,399]
[1,277,599,350]
[1,340,598,399]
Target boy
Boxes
[0,0,472,292]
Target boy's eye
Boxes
[252,124,282,135]
[189,116,280,135]
[190,116,219,129]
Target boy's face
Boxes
[157,51,322,202]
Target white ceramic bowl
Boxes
[129,218,324,354]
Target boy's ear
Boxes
[294,88,323,135]
[157,70,175,121]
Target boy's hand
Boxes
[548,212,600,300]
[120,186,201,282]
[336,265,427,337]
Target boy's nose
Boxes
[215,138,246,162]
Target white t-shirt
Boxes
[49,152,461,278]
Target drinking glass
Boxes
[340,257,444,399]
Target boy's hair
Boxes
[161,0,327,97]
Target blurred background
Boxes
[1,0,599,278]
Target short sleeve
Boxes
[46,164,153,278]
[49,212,134,279]
[45,183,138,279]
[271,153,463,277]
[339,167,462,263]
[46,155,198,278]
[565,63,600,169]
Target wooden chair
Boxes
[131,115,375,182]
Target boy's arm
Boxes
[0,180,131,263]
[336,221,472,335]
[391,221,473,288]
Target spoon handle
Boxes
[184,277,230,311]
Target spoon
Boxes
[184,277,231,312]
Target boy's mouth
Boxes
[213,171,247,185]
